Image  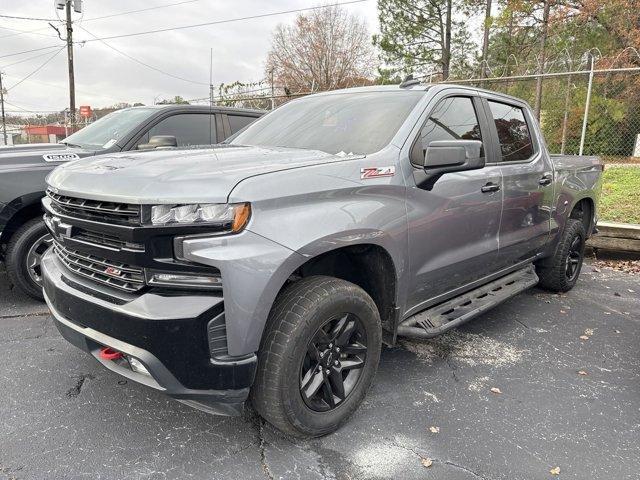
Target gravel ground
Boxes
[0,262,638,480]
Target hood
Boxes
[0,143,97,171]
[46,145,361,204]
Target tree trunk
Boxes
[480,0,492,82]
[534,0,551,120]
[443,0,452,80]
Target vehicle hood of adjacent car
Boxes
[46,145,362,204]
[0,143,95,170]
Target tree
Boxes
[374,0,475,80]
[156,96,189,105]
[265,5,376,94]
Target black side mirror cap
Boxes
[414,139,485,190]
[138,135,178,150]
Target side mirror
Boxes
[138,135,178,150]
[423,140,484,170]
[414,139,485,190]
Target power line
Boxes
[0,44,65,60]
[0,14,58,21]
[1,48,64,69]
[78,25,209,86]
[6,47,65,91]
[81,0,200,22]
[1,73,125,102]
[0,24,60,38]
[79,0,370,42]
[0,25,53,40]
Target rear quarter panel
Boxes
[544,154,603,256]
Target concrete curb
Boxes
[587,221,640,254]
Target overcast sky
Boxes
[0,0,380,114]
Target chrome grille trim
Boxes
[53,242,144,292]
[46,189,141,224]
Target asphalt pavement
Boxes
[0,263,638,480]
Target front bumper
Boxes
[42,250,257,415]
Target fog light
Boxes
[128,356,150,376]
[145,270,222,290]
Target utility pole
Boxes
[65,0,76,128]
[0,71,7,145]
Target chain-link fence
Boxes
[451,67,640,164]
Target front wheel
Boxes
[5,218,52,301]
[536,218,586,293]
[251,276,382,437]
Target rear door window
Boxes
[487,101,534,162]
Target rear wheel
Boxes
[6,218,52,301]
[251,276,381,437]
[536,219,586,293]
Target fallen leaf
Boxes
[421,458,433,468]
[429,426,440,434]
[579,335,589,340]
[560,310,567,314]
[490,387,502,394]
[577,370,588,376]
[629,289,635,293]
[604,312,611,315]
[550,466,561,475]
[584,328,594,336]
[592,267,601,272]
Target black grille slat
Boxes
[46,189,141,224]
[73,228,144,251]
[53,242,144,293]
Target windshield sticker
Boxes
[102,139,117,149]
[42,153,80,162]
[361,166,396,179]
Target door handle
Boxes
[481,182,500,193]
[539,173,553,185]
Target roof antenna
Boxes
[399,74,420,88]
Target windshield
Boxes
[62,107,156,150]
[230,91,424,155]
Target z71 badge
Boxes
[42,153,81,162]
[360,166,396,179]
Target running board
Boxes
[397,265,539,339]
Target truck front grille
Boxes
[46,189,141,225]
[53,242,145,292]
[73,228,144,252]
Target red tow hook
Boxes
[99,346,123,361]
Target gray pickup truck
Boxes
[0,105,262,299]
[41,83,602,437]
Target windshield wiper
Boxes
[59,141,83,148]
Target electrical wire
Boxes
[0,14,58,22]
[0,24,60,38]
[0,44,65,60]
[81,0,200,22]
[77,25,209,86]
[6,47,65,91]
[79,0,370,42]
[1,48,64,69]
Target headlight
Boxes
[149,203,251,232]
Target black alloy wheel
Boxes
[300,313,368,412]
[565,234,584,282]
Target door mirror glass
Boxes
[138,135,177,150]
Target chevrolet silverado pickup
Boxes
[0,105,262,299]
[41,83,602,437]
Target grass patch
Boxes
[600,166,640,224]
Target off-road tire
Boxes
[6,218,50,301]
[536,219,586,293]
[251,276,382,437]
